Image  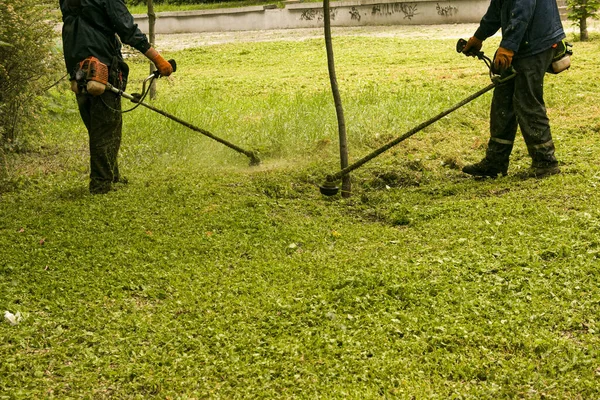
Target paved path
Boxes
[154,23,482,51]
[153,21,591,52]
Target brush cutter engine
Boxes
[548,40,572,74]
[73,56,109,96]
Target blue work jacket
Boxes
[60,0,151,78]
[474,0,565,58]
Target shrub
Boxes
[0,0,61,149]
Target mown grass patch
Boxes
[1,31,600,398]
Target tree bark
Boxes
[580,11,588,41]
[148,0,157,99]
[323,0,351,197]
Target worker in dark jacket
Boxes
[461,0,566,178]
[60,0,172,194]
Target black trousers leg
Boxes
[486,77,518,167]
[512,48,558,167]
[76,91,122,193]
[486,47,557,168]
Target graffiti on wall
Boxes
[349,6,361,21]
[299,2,455,23]
[436,3,458,16]
[300,8,339,21]
[371,3,418,20]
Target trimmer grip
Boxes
[456,38,468,53]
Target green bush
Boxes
[0,0,61,149]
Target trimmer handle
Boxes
[456,38,483,58]
[152,59,178,78]
[492,66,517,83]
[456,38,468,53]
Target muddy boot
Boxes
[462,158,508,178]
[89,180,112,195]
[527,162,560,178]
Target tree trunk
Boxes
[580,11,588,41]
[148,0,157,99]
[323,0,351,197]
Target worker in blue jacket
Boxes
[461,0,566,178]
[60,0,172,194]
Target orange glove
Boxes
[144,47,173,77]
[462,36,483,56]
[493,47,514,73]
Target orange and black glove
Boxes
[462,36,483,57]
[493,47,514,74]
[145,47,173,77]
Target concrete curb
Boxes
[133,0,489,34]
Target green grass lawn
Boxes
[1,30,600,398]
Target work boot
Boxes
[462,158,508,178]
[89,182,112,195]
[113,176,129,185]
[527,163,560,178]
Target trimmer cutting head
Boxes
[249,152,261,166]
[319,178,339,196]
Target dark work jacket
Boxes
[60,0,151,78]
[474,0,565,59]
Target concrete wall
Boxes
[133,0,490,34]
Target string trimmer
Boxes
[318,39,516,196]
[75,57,261,166]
